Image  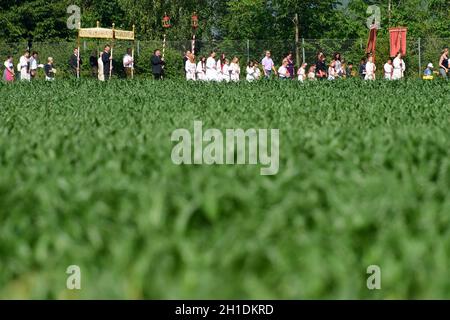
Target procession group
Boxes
[2,45,450,82]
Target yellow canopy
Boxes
[78,21,135,40]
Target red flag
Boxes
[389,27,407,57]
[366,26,378,61]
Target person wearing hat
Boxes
[438,47,448,79]
[423,63,434,80]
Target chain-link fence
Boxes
[1,38,449,79]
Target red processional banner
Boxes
[389,27,407,57]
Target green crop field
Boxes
[0,79,449,299]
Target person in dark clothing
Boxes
[315,52,327,79]
[359,58,367,79]
[44,57,56,81]
[101,45,112,80]
[68,48,82,77]
[151,49,165,80]
[346,62,354,78]
[89,51,98,78]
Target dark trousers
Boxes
[153,73,162,80]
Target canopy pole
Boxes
[77,21,81,79]
[110,23,115,80]
[132,24,135,79]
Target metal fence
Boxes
[1,38,449,79]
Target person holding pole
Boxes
[102,45,112,80]
[392,51,405,80]
[69,48,81,78]
[123,48,134,79]
[151,49,165,80]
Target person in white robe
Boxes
[206,52,217,81]
[221,59,231,82]
[365,56,376,80]
[185,54,197,81]
[196,56,206,81]
[230,57,240,81]
[19,51,31,81]
[246,61,256,82]
[392,52,406,80]
[98,52,105,81]
[383,58,393,80]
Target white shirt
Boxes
[19,56,29,69]
[393,57,406,79]
[384,63,393,78]
[278,65,289,78]
[123,54,133,68]
[221,63,231,82]
[297,67,306,81]
[393,57,405,71]
[30,57,38,70]
[185,60,196,80]
[206,57,217,81]
[230,62,240,81]
[246,66,255,81]
[196,61,206,80]
[365,61,376,80]
[206,57,216,70]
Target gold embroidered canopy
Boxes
[78,21,135,40]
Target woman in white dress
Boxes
[392,52,406,80]
[246,61,256,82]
[216,53,227,82]
[220,59,231,82]
[185,54,197,81]
[98,52,105,81]
[230,57,240,82]
[328,61,336,80]
[206,51,217,81]
[333,52,343,77]
[365,56,376,80]
[196,56,206,81]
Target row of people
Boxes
[2,51,56,82]
[4,47,449,82]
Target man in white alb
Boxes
[392,52,406,80]
[18,50,31,81]
[384,58,393,80]
[206,51,217,81]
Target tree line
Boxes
[0,0,449,43]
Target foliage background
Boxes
[0,0,449,42]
